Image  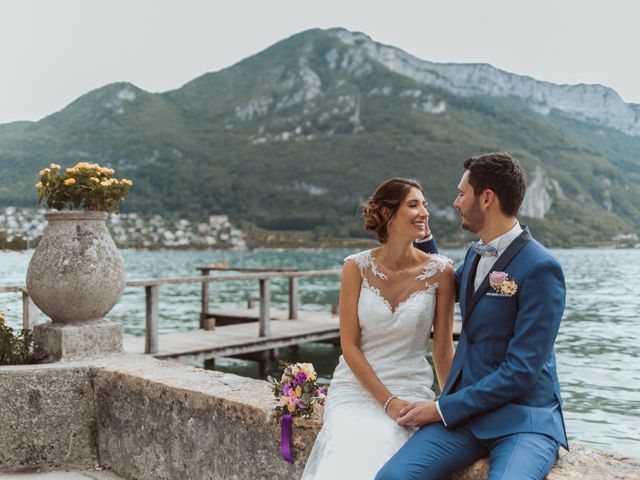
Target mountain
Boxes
[1,27,639,246]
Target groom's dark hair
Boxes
[464,152,526,216]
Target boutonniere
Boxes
[489,271,518,296]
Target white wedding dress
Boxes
[301,249,451,480]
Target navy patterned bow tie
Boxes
[472,241,499,257]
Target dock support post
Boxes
[145,285,160,354]
[259,278,271,337]
[22,290,39,330]
[200,267,211,329]
[288,276,298,320]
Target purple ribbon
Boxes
[280,414,293,462]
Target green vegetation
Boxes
[0,29,639,247]
[0,313,36,365]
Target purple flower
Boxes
[282,383,293,396]
[294,372,307,385]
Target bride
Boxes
[301,178,455,479]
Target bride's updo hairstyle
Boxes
[363,178,424,243]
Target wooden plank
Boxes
[0,285,25,293]
[259,278,271,337]
[126,269,341,287]
[195,266,298,273]
[200,267,211,329]
[21,291,39,330]
[145,285,160,354]
[288,277,298,320]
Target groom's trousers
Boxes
[375,423,559,480]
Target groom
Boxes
[377,153,567,479]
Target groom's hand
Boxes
[396,401,440,427]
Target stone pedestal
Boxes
[34,320,123,362]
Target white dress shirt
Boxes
[435,221,523,426]
[474,221,523,291]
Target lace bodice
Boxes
[351,249,450,312]
[329,249,452,399]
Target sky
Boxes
[0,0,638,125]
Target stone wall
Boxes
[0,365,97,472]
[1,355,638,479]
[92,357,319,479]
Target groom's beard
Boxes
[459,197,484,234]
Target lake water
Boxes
[1,247,639,459]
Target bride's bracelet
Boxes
[383,395,398,413]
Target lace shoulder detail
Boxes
[416,254,453,281]
[344,249,387,280]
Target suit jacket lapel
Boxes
[465,253,481,308]
[463,227,532,323]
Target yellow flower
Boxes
[49,163,61,170]
[295,386,302,397]
[100,180,110,187]
[35,182,43,189]
[64,178,76,186]
[501,281,518,296]
[90,177,100,184]
[121,178,133,186]
[38,168,50,176]
[287,404,296,413]
[299,363,316,379]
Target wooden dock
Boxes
[124,308,340,362]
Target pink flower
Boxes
[489,271,508,286]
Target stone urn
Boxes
[27,211,126,360]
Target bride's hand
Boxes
[385,398,411,420]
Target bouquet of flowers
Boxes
[268,362,326,462]
[35,162,132,213]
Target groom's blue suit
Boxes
[377,229,567,479]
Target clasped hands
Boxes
[386,398,441,427]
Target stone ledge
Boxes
[0,366,97,472]
[91,356,317,478]
[89,356,640,480]
[450,443,640,480]
[1,355,638,479]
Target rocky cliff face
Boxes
[330,29,640,136]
